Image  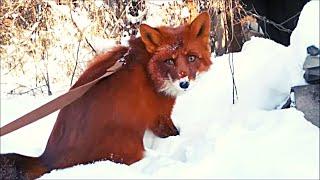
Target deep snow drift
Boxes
[1,1,319,179]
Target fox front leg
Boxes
[151,115,179,138]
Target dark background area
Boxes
[242,0,310,46]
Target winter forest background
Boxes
[0,0,307,97]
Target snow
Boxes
[145,2,164,27]
[181,7,190,19]
[1,1,319,179]
[144,0,185,27]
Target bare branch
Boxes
[70,40,81,86]
[69,8,97,54]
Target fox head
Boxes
[140,12,212,97]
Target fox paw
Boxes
[151,116,179,138]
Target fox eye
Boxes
[188,55,197,62]
[164,58,174,66]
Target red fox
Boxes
[0,12,211,179]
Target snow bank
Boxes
[290,0,320,65]
[1,1,319,179]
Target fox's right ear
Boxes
[189,12,210,44]
[140,24,161,53]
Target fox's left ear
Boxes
[190,12,211,44]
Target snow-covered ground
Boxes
[1,1,319,179]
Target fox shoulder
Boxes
[71,46,128,89]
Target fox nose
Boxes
[179,81,189,89]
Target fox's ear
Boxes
[140,24,161,53]
[190,12,210,44]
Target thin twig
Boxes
[228,52,238,104]
[8,84,46,96]
[69,8,97,54]
[280,11,301,25]
[226,0,234,52]
[246,10,293,33]
[44,50,52,96]
[110,8,127,37]
[70,40,81,86]
[85,38,97,54]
